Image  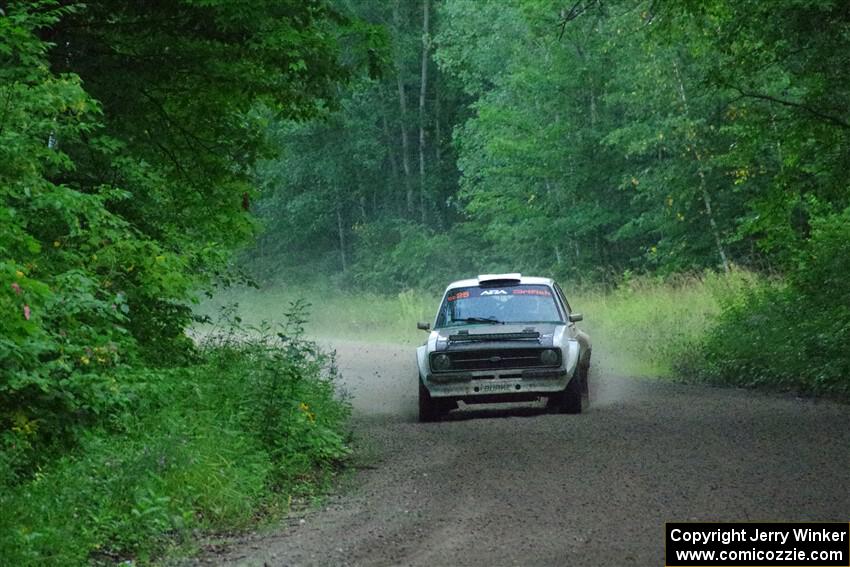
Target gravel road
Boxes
[208,340,850,566]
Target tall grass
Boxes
[575,271,756,376]
[201,286,440,345]
[203,272,754,377]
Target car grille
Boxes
[433,348,560,372]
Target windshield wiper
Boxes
[453,317,504,325]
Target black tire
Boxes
[418,379,440,422]
[581,350,592,401]
[548,370,583,414]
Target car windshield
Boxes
[435,284,563,328]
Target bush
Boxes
[0,303,350,566]
[0,3,205,482]
[685,207,850,396]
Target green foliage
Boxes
[250,0,850,285]
[0,311,350,566]
[0,0,369,482]
[1,2,140,481]
[1,2,368,561]
[659,0,850,266]
[203,302,351,484]
[243,0,850,397]
[350,220,484,291]
[688,207,850,395]
[248,0,468,284]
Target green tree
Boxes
[1,0,369,478]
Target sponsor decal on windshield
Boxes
[447,286,552,301]
[512,288,551,296]
[446,290,471,302]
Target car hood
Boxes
[432,323,562,351]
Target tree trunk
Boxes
[393,0,414,217]
[589,89,597,128]
[433,73,444,230]
[418,0,430,225]
[434,73,442,166]
[379,100,401,214]
[692,147,730,273]
[673,59,730,274]
[336,206,347,273]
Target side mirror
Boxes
[417,321,431,331]
[569,313,583,323]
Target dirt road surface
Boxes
[207,341,850,566]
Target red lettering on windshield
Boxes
[447,290,470,302]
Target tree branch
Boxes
[558,1,601,40]
[727,85,850,130]
[138,88,222,153]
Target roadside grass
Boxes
[201,286,440,345]
[575,272,750,377]
[203,272,752,378]
[0,318,351,566]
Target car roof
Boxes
[445,273,555,291]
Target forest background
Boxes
[248,0,850,394]
[2,0,849,564]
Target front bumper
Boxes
[424,368,568,398]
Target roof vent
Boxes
[477,273,521,284]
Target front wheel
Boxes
[548,371,584,414]
[581,350,592,402]
[419,379,439,422]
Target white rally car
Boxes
[416,274,592,422]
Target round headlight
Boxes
[432,353,451,371]
[540,349,559,366]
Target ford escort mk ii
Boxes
[416,274,591,421]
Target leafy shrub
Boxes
[201,301,350,488]
[685,207,850,395]
[0,260,137,484]
[2,0,356,487]
[0,303,350,566]
[0,2,200,482]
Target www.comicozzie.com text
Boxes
[670,527,848,546]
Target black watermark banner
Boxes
[666,522,850,566]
